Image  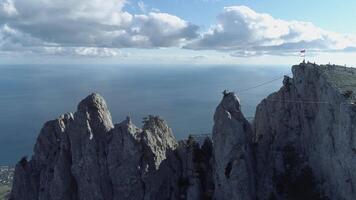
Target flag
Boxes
[300,49,306,58]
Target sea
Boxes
[0,64,290,165]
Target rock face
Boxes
[10,93,214,200]
[212,92,256,200]
[254,63,356,200]
[10,63,356,200]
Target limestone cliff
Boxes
[212,92,256,200]
[10,63,356,200]
[254,63,356,200]
[10,94,213,200]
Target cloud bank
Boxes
[0,0,198,56]
[1,2,356,57]
[186,6,356,57]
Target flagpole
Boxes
[300,49,306,63]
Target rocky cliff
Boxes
[254,63,356,200]
[10,63,356,200]
[212,92,255,200]
[10,93,214,200]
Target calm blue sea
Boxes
[0,64,290,165]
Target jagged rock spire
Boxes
[77,93,114,133]
[212,92,256,200]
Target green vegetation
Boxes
[0,185,10,200]
[318,65,356,100]
[0,166,14,200]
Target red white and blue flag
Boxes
[300,49,306,57]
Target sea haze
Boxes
[0,64,290,165]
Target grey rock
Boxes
[68,93,113,200]
[254,63,356,200]
[212,92,256,200]
[10,93,212,200]
[11,113,75,200]
[10,63,356,200]
[143,136,214,200]
[106,115,178,200]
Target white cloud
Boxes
[186,6,356,56]
[73,47,120,57]
[230,50,265,58]
[2,2,356,59]
[128,12,198,47]
[0,0,17,17]
[0,0,198,56]
[138,1,147,13]
[0,24,54,51]
[192,55,208,60]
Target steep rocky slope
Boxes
[254,63,356,200]
[10,94,214,200]
[212,92,255,200]
[10,63,356,200]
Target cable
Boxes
[235,72,292,93]
[233,68,331,104]
[263,99,330,104]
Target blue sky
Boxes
[128,0,356,34]
[1,0,356,65]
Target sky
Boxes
[1,0,356,65]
